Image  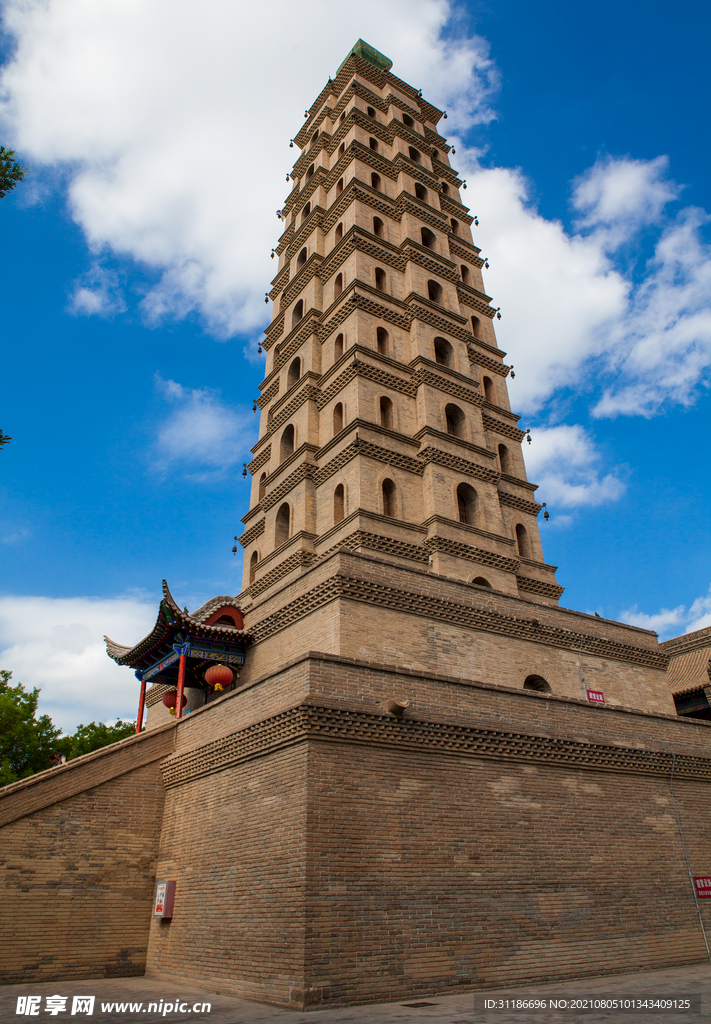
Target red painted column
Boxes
[135,675,147,734]
[176,653,187,721]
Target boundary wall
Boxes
[3,650,711,1008]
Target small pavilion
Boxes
[105,580,251,730]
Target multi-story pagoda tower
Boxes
[3,39,704,1016]
[240,39,562,607]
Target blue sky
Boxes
[1,0,710,730]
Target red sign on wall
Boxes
[587,689,605,704]
[694,877,711,898]
[154,880,176,918]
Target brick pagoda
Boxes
[2,40,711,1011]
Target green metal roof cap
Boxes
[337,39,393,75]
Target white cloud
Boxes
[461,160,627,411]
[572,155,682,248]
[620,586,711,640]
[593,207,711,417]
[0,594,157,732]
[687,587,711,634]
[521,424,626,508]
[459,153,711,419]
[1,526,31,545]
[618,603,687,636]
[0,0,496,338]
[68,261,126,317]
[152,375,255,478]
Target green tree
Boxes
[0,430,12,450]
[0,670,62,785]
[0,146,27,200]
[59,719,136,760]
[0,669,137,786]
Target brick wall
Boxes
[304,741,711,1005]
[241,549,673,717]
[0,727,174,985]
[3,637,710,1006]
[145,744,309,1007]
[138,652,711,1007]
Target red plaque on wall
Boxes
[154,880,176,918]
[693,877,711,898]
[586,689,605,704]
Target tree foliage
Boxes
[58,719,136,760]
[0,430,12,450]
[0,146,27,200]
[0,670,61,785]
[0,669,136,786]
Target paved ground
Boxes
[3,962,710,1024]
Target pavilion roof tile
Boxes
[104,580,251,669]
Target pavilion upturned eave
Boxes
[103,581,251,671]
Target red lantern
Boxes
[204,663,234,692]
[162,690,187,709]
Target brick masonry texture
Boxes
[0,727,174,984]
[151,654,711,1006]
[2,650,711,1006]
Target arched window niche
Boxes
[334,273,343,298]
[515,523,531,559]
[382,478,397,518]
[415,182,428,203]
[427,279,443,304]
[280,424,295,462]
[376,326,389,355]
[275,503,290,546]
[292,299,304,328]
[249,551,259,585]
[371,172,382,191]
[498,443,512,475]
[334,333,344,360]
[483,376,495,403]
[373,216,384,238]
[421,227,436,250]
[333,402,344,435]
[379,396,393,429]
[297,247,307,269]
[456,483,477,527]
[472,576,492,588]
[408,146,421,163]
[374,267,387,292]
[524,675,552,693]
[258,472,267,500]
[287,357,301,389]
[333,484,345,524]
[434,336,453,367]
[445,403,466,438]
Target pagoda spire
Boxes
[239,43,562,607]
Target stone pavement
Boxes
[2,962,710,1024]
